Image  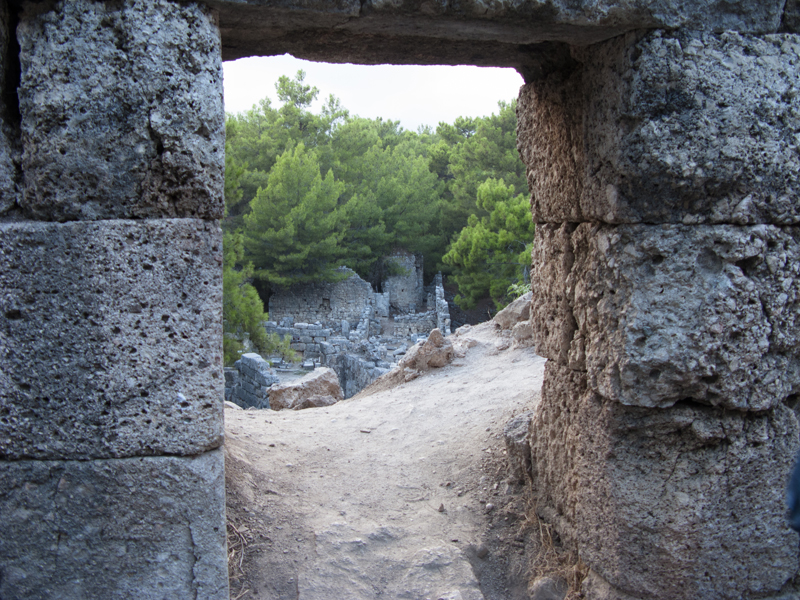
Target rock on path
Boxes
[225,321,546,600]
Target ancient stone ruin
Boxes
[1,1,798,599]
[265,263,452,399]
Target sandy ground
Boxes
[225,322,547,600]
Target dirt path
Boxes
[225,322,546,600]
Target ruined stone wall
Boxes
[0,2,228,598]
[382,250,424,314]
[326,352,392,399]
[268,267,374,330]
[393,310,438,338]
[227,353,279,409]
[432,273,452,335]
[265,322,334,358]
[521,29,800,600]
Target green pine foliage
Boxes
[222,231,295,366]
[244,143,346,288]
[443,178,534,310]
[223,69,533,319]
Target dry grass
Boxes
[520,493,589,599]
[227,517,252,600]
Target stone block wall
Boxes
[0,2,228,597]
[394,310,438,338]
[265,322,334,358]
[326,352,392,399]
[227,353,279,409]
[382,250,424,314]
[268,267,374,329]
[521,29,800,600]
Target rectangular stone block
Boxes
[0,219,224,459]
[531,222,800,410]
[530,362,799,600]
[211,0,785,60]
[0,1,18,217]
[17,0,224,221]
[519,30,800,225]
[0,450,228,600]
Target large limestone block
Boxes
[210,0,785,63]
[492,290,532,330]
[785,0,800,32]
[531,222,800,410]
[17,0,224,221]
[0,219,224,460]
[520,30,800,224]
[0,450,228,600]
[530,363,799,600]
[268,367,344,411]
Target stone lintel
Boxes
[210,1,788,61]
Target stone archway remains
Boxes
[0,1,798,598]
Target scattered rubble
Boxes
[265,266,452,398]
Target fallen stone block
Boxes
[493,291,532,330]
[0,219,224,460]
[268,367,343,410]
[531,222,800,411]
[0,450,228,600]
[530,362,799,600]
[399,328,455,371]
[293,394,338,410]
[503,410,534,483]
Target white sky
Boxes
[222,55,524,131]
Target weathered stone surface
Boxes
[531,222,800,410]
[269,267,373,330]
[503,410,534,483]
[0,450,228,600]
[228,353,279,409]
[294,394,339,410]
[520,30,800,224]
[530,362,800,600]
[529,576,567,600]
[268,367,344,411]
[493,291,532,330]
[517,68,584,223]
[210,0,786,64]
[0,2,18,216]
[400,328,455,371]
[0,219,223,459]
[17,0,224,221]
[783,0,800,33]
[383,250,424,314]
[327,352,392,399]
[528,223,577,365]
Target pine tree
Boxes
[243,143,346,288]
[443,178,534,309]
[222,231,294,365]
